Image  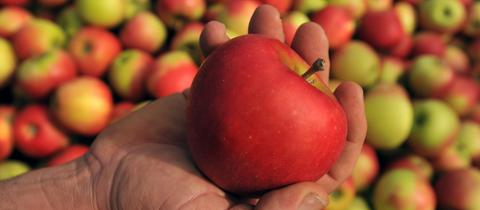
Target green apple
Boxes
[365,84,413,150]
[0,160,30,180]
[56,6,84,39]
[156,0,205,29]
[419,0,466,33]
[394,1,416,34]
[389,155,434,181]
[76,0,125,28]
[293,0,327,14]
[125,0,150,19]
[325,178,356,210]
[457,121,480,161]
[464,2,480,37]
[206,0,259,36]
[329,0,367,19]
[408,55,454,98]
[345,197,371,210]
[282,11,309,45]
[408,100,460,157]
[0,38,16,87]
[432,132,471,171]
[444,45,470,73]
[171,22,204,65]
[331,41,381,87]
[378,56,406,84]
[120,11,167,53]
[366,0,392,12]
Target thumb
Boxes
[255,182,329,210]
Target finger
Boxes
[200,21,230,56]
[291,22,330,83]
[317,82,367,193]
[255,182,329,210]
[248,5,285,42]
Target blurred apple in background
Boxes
[110,102,135,123]
[468,39,480,64]
[378,56,406,84]
[464,2,480,37]
[443,45,470,74]
[0,38,16,88]
[259,0,291,14]
[0,0,29,6]
[171,22,204,64]
[0,160,30,181]
[311,6,355,49]
[76,0,125,28]
[282,11,309,45]
[389,155,434,181]
[388,33,413,58]
[394,1,416,35]
[440,76,479,117]
[120,11,167,53]
[38,0,68,7]
[359,10,404,51]
[365,0,392,12]
[206,0,259,37]
[0,6,31,38]
[352,144,379,191]
[345,196,371,210]
[435,168,480,210]
[408,55,454,98]
[56,7,84,39]
[418,0,466,33]
[329,0,367,19]
[292,0,327,14]
[125,0,151,19]
[47,144,89,166]
[325,178,356,210]
[0,106,14,161]
[156,0,205,29]
[412,32,446,57]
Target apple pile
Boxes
[0,0,479,208]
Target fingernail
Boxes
[298,193,327,210]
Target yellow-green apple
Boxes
[329,79,342,92]
[120,12,166,53]
[329,0,367,19]
[109,49,153,101]
[388,33,413,58]
[458,122,480,164]
[412,32,446,57]
[464,2,480,37]
[16,50,77,99]
[389,154,434,180]
[68,27,122,77]
[432,137,471,172]
[47,144,89,166]
[365,84,413,149]
[345,197,371,210]
[435,168,480,210]
[206,0,259,36]
[378,56,406,84]
[188,35,348,195]
[401,0,420,5]
[147,51,197,98]
[282,11,309,45]
[311,6,355,49]
[373,169,436,210]
[440,76,479,116]
[325,178,356,210]
[56,7,84,39]
[170,22,204,64]
[352,144,379,191]
[468,39,480,63]
[292,0,327,14]
[156,0,205,29]
[419,0,466,33]
[37,0,68,7]
[0,6,31,38]
[359,10,404,51]
[52,77,113,136]
[408,100,460,157]
[110,102,135,123]
[0,106,14,161]
[366,0,392,12]
[259,0,292,14]
[444,45,470,74]
[394,1,416,34]
[0,38,16,88]
[14,105,69,158]
[408,55,454,98]
[12,18,66,60]
[125,0,150,19]
[0,160,30,181]
[331,41,381,87]
[0,0,28,6]
[76,0,125,28]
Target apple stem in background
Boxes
[302,58,325,79]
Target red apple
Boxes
[366,0,392,12]
[359,10,404,50]
[282,11,309,46]
[188,35,348,195]
[156,0,205,29]
[326,178,356,210]
[311,6,355,49]
[352,144,379,191]
[52,77,113,136]
[120,11,167,53]
[147,51,198,98]
[440,75,480,116]
[205,0,260,36]
[14,105,69,158]
[412,32,446,57]
[443,45,470,74]
[47,144,89,166]
[468,38,480,64]
[68,27,122,77]
[0,0,29,6]
[435,168,480,210]
[408,55,454,98]
[0,6,31,38]
[389,154,434,181]
[110,102,135,123]
[388,33,413,58]
[259,0,292,14]
[0,106,15,161]
[16,50,77,99]
[170,22,204,64]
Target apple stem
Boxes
[302,58,325,79]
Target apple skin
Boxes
[109,49,154,101]
[325,178,356,210]
[458,122,480,163]
[359,10,404,51]
[366,0,392,12]
[345,197,371,210]
[352,144,379,191]
[14,105,69,158]
[0,106,15,161]
[16,50,77,99]
[394,1,416,34]
[388,33,413,58]
[435,168,480,210]
[329,0,367,19]
[311,6,355,49]
[0,38,16,88]
[412,32,446,57]
[0,6,31,38]
[12,18,66,60]
[0,160,30,181]
[419,0,467,33]
[68,27,122,77]
[52,77,113,136]
[76,0,125,28]
[444,45,470,74]
[378,56,406,84]
[37,0,68,7]
[110,102,135,123]
[331,41,381,87]
[373,169,436,210]
[432,137,471,172]
[120,11,167,53]
[259,0,292,14]
[282,11,309,46]
[156,0,205,29]
[188,35,347,195]
[125,0,151,19]
[292,0,327,14]
[0,0,29,6]
[47,144,89,167]
[440,76,480,117]
[206,0,259,36]
[171,22,204,64]
[56,6,84,39]
[389,155,434,181]
[468,39,480,64]
[408,100,460,157]
[408,55,454,98]
[365,84,413,150]
[464,2,480,37]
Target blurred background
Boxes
[0,0,480,209]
